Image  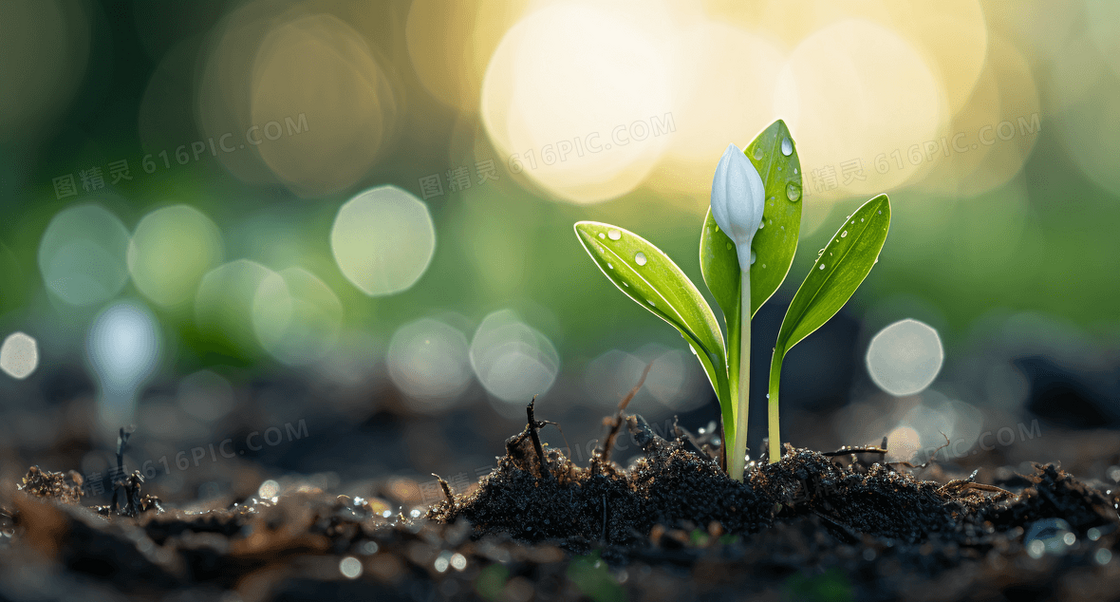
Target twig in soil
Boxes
[937,468,1012,499]
[433,474,456,506]
[598,361,653,466]
[110,426,133,514]
[526,396,551,480]
[822,436,889,458]
[672,417,717,461]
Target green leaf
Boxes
[700,119,803,322]
[575,221,727,398]
[775,195,891,354]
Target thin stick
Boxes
[600,361,653,465]
[526,396,550,479]
[728,271,751,481]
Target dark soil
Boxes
[2,409,1119,602]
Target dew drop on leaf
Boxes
[648,299,655,306]
[598,232,605,239]
[750,250,757,265]
[819,264,826,270]
[841,231,848,238]
[607,263,613,269]
[607,229,621,240]
[785,182,802,202]
[726,242,733,251]
[781,138,793,156]
[634,251,647,266]
[753,146,763,160]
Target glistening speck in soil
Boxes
[2,404,1119,602]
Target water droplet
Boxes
[780,225,785,231]
[752,146,763,160]
[841,231,848,238]
[777,166,782,172]
[793,168,798,175]
[851,221,855,225]
[785,182,802,202]
[768,196,775,201]
[1025,518,1075,558]
[860,218,864,222]
[607,263,613,269]
[608,229,621,240]
[819,264,826,270]
[648,299,655,306]
[761,264,766,268]
[781,138,793,156]
[750,250,757,265]
[623,282,629,287]
[726,242,732,251]
[878,210,882,214]
[758,221,764,229]
[634,252,647,266]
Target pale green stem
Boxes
[728,270,751,481]
[768,347,784,463]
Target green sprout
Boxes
[573,120,891,479]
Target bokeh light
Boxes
[651,21,785,196]
[469,309,559,413]
[0,332,39,380]
[405,0,531,112]
[387,317,473,412]
[251,267,343,365]
[331,186,436,297]
[127,205,224,308]
[177,369,237,422]
[87,301,162,431]
[583,344,702,412]
[1050,36,1120,197]
[195,260,279,355]
[0,0,89,141]
[250,13,397,196]
[865,318,944,397]
[38,203,131,306]
[481,3,674,204]
[775,19,946,200]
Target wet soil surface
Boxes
[2,413,1119,602]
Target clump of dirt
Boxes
[430,410,1120,553]
[430,414,772,548]
[17,466,85,505]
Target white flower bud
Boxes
[710,143,765,270]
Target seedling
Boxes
[574,119,891,480]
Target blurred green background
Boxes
[1,1,1118,487]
